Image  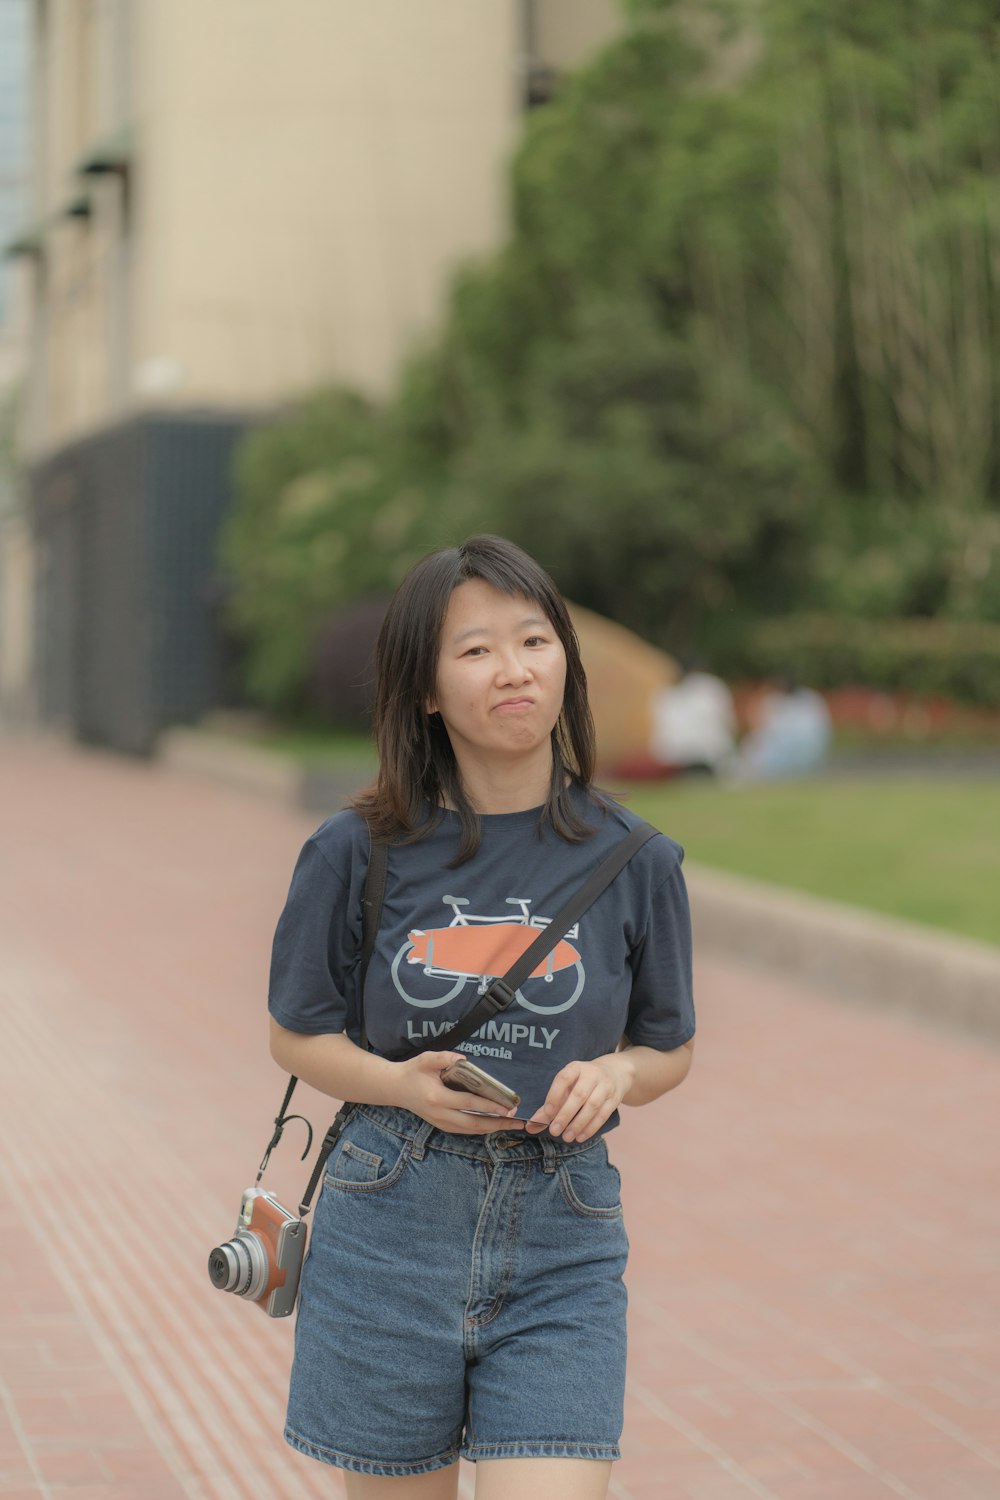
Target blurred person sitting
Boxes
[732,672,832,780]
[647,654,738,778]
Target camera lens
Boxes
[207,1249,232,1288]
[207,1233,267,1300]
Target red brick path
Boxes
[1,737,998,1499]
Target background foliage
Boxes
[222,0,1000,714]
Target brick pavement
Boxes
[0,736,998,1500]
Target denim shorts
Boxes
[284,1103,629,1477]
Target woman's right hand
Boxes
[268,1023,524,1136]
[394,1052,524,1136]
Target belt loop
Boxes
[409,1118,435,1161]
[539,1133,558,1174]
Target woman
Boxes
[268,535,695,1500]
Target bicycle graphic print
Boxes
[391,895,585,1016]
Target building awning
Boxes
[2,222,46,259]
[76,125,134,177]
[61,193,93,221]
[3,193,95,257]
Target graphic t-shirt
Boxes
[267,789,695,1129]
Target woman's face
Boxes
[428,579,567,769]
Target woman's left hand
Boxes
[524,1054,633,1143]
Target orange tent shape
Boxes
[407,924,579,980]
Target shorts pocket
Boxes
[324,1113,410,1194]
[558,1141,624,1220]
[330,1140,383,1184]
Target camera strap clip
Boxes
[255,1075,315,1184]
[298,1103,355,1217]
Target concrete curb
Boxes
[158,727,1000,1045]
[158,726,374,812]
[685,864,1000,1045]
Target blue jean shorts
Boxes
[284,1103,629,1477]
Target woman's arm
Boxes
[614,1037,694,1106]
[524,1038,694,1143]
[269,1020,524,1136]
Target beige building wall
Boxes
[132,0,521,412]
[6,0,625,730]
[18,0,623,462]
[23,0,130,458]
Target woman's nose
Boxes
[496,649,532,684]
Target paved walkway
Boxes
[1,736,998,1500]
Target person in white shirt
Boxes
[649,656,738,776]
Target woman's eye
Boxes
[525,636,546,648]
[463,645,488,657]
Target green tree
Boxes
[224,0,1000,710]
[443,295,813,645]
[222,390,443,711]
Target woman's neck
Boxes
[448,747,554,815]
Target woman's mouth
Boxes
[494,697,535,713]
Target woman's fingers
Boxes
[549,1080,598,1138]
[528,1067,577,1132]
[538,1060,623,1142]
[432,1074,522,1134]
[406,1051,623,1140]
[441,1085,507,1115]
[560,1089,615,1142]
[395,1053,526,1135]
[443,1106,525,1135]
[544,1064,599,1136]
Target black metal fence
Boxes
[31,411,252,754]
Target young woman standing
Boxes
[268,535,695,1499]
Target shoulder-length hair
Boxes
[352,534,602,863]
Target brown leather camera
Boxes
[208,1187,307,1318]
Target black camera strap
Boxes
[357,822,389,1055]
[255,829,390,1189]
[264,819,659,1217]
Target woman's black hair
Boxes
[352,535,601,863]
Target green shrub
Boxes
[221,389,447,712]
[808,498,1000,623]
[717,613,1000,706]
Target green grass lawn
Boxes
[210,720,998,948]
[244,726,376,769]
[625,778,1000,948]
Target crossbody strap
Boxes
[414,820,659,1055]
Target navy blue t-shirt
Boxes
[268,789,695,1129]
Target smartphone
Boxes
[439,1058,520,1112]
